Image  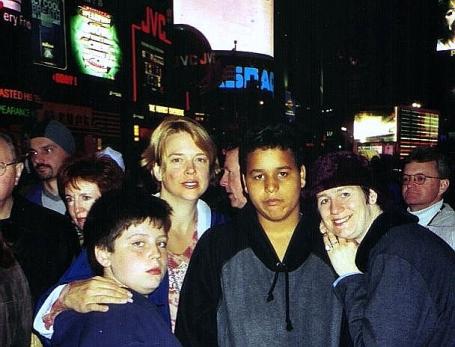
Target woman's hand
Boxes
[62,276,133,313]
[320,223,361,276]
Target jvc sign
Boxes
[219,66,274,93]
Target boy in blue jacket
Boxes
[51,188,181,347]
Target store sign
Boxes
[52,72,78,86]
[31,0,67,68]
[219,66,274,93]
[0,88,35,101]
[1,0,32,29]
[71,5,121,79]
[131,5,171,101]
[38,102,93,128]
[0,104,32,117]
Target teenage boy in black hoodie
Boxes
[175,124,345,346]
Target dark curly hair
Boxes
[58,155,124,199]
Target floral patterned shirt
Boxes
[167,230,198,331]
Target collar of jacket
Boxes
[235,203,314,272]
[355,210,418,272]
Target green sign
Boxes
[71,5,121,79]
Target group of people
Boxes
[0,116,454,346]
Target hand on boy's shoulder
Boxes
[62,276,133,313]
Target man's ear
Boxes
[439,179,450,196]
[368,189,378,205]
[299,165,306,189]
[95,246,112,268]
[242,174,248,194]
[152,163,163,182]
[14,162,24,187]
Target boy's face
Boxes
[243,148,305,228]
[96,218,168,295]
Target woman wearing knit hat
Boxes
[310,151,455,346]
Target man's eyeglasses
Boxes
[401,173,440,185]
[0,161,18,176]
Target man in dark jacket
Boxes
[175,124,345,346]
[311,151,455,346]
[0,132,80,302]
[25,120,75,214]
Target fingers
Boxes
[63,276,133,313]
[319,222,328,235]
[84,303,110,313]
[322,231,347,252]
[322,233,333,252]
[327,232,339,246]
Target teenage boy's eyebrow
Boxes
[126,232,168,239]
[248,166,293,174]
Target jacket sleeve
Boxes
[33,249,93,342]
[334,254,437,346]
[175,229,222,347]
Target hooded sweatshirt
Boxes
[334,211,455,346]
[175,204,346,347]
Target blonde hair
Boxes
[141,116,219,183]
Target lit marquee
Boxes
[71,6,121,79]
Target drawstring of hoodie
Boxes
[284,270,293,331]
[266,262,293,331]
[266,271,279,302]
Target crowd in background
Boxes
[0,117,454,346]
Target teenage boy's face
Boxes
[243,148,305,227]
[96,218,168,295]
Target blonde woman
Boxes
[33,116,225,341]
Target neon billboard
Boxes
[219,66,274,93]
[174,0,274,57]
[131,5,172,102]
[31,0,67,69]
[70,5,121,79]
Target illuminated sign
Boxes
[141,42,164,93]
[354,110,397,143]
[31,0,67,68]
[436,1,455,52]
[177,52,215,67]
[0,104,32,117]
[1,0,32,29]
[174,0,274,57]
[399,107,439,157]
[52,72,78,86]
[71,5,121,79]
[2,0,22,12]
[148,104,184,116]
[131,5,172,102]
[0,88,35,101]
[219,66,274,93]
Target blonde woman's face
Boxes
[154,132,210,202]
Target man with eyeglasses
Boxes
[402,146,455,249]
[25,120,75,214]
[0,132,79,302]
